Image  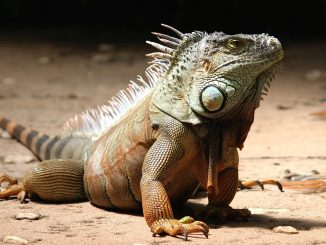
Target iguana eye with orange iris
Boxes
[226,38,244,51]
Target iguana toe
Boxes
[239,179,283,192]
[151,218,209,240]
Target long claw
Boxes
[256,180,264,190]
[275,181,284,192]
[17,190,29,203]
[239,179,284,192]
[183,225,188,241]
[194,221,209,238]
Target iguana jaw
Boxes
[254,53,283,101]
[253,49,284,76]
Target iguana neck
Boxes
[150,33,206,125]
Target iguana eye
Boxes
[226,38,243,51]
[200,85,225,112]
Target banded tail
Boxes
[0,116,91,161]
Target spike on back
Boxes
[161,23,184,38]
[62,24,185,137]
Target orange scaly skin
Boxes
[0,96,246,237]
[0,97,210,237]
[0,25,291,239]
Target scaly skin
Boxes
[0,25,287,239]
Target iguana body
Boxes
[0,25,284,238]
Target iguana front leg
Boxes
[198,147,250,222]
[140,124,209,239]
[201,168,251,221]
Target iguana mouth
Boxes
[249,51,284,69]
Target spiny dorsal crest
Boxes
[63,24,203,137]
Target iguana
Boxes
[0,24,284,239]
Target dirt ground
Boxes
[0,37,325,244]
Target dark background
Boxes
[0,0,325,44]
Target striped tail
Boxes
[0,116,91,161]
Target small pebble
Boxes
[291,175,310,181]
[273,226,299,234]
[273,162,280,166]
[91,53,114,63]
[15,212,41,220]
[87,71,95,79]
[2,77,16,85]
[311,170,320,175]
[38,56,51,65]
[4,155,35,164]
[284,169,291,174]
[305,69,322,81]
[249,208,289,215]
[277,104,293,110]
[66,93,79,99]
[3,236,28,244]
[1,130,11,139]
[283,173,299,180]
[97,43,115,52]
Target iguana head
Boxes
[149,25,284,125]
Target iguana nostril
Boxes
[200,86,225,112]
[268,37,281,51]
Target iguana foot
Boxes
[199,204,251,223]
[0,173,18,187]
[151,217,209,240]
[238,179,283,192]
[0,173,27,203]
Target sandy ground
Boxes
[0,37,325,244]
